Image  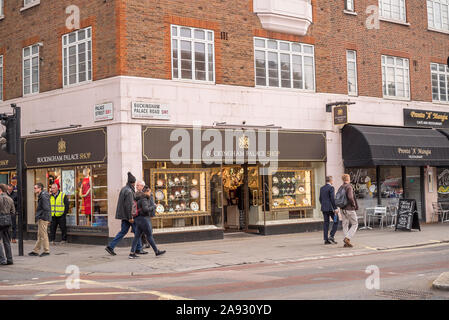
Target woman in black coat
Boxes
[129,186,166,259]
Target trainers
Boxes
[155,250,166,256]
[105,246,116,256]
[128,253,139,259]
[324,240,332,245]
[136,250,148,255]
[344,243,353,248]
[329,238,337,244]
[40,252,50,257]
[28,252,39,256]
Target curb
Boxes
[433,272,449,291]
[375,240,449,251]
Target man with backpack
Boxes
[335,174,359,248]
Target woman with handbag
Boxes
[0,184,16,266]
[129,186,165,259]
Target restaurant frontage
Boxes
[142,125,327,242]
[341,124,449,222]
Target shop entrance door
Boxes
[406,167,423,220]
[221,165,261,232]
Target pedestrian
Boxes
[0,184,16,265]
[28,183,51,257]
[337,174,359,248]
[105,172,146,256]
[49,183,69,245]
[129,185,165,259]
[135,180,151,248]
[319,176,339,245]
[6,184,18,244]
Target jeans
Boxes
[131,216,158,254]
[108,220,142,251]
[323,211,339,241]
[50,215,67,241]
[10,213,17,240]
[0,226,12,264]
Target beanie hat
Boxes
[127,172,136,184]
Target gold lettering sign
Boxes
[410,111,426,119]
[58,138,67,154]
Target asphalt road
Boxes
[1,242,448,300]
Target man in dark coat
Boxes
[6,184,17,243]
[319,176,339,245]
[105,172,145,256]
[0,184,16,265]
[28,183,51,257]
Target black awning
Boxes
[342,124,449,167]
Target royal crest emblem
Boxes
[239,135,250,149]
[58,138,67,153]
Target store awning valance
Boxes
[342,124,449,167]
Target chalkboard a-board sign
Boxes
[395,199,421,231]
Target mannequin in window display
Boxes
[80,168,92,223]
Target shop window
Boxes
[437,167,449,202]
[33,165,107,227]
[346,167,378,213]
[380,167,403,207]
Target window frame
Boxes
[381,55,411,101]
[253,37,316,92]
[427,0,449,32]
[346,50,358,96]
[379,0,407,22]
[431,62,449,103]
[22,44,40,96]
[0,55,3,101]
[170,24,216,83]
[345,0,355,11]
[62,26,93,88]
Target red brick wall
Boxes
[0,0,117,100]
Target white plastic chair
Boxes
[368,206,387,229]
[432,202,449,223]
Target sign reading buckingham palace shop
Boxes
[132,102,170,120]
[24,128,107,168]
[404,108,449,128]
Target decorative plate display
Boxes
[273,177,279,184]
[282,178,287,183]
[190,188,199,199]
[273,201,279,207]
[190,202,199,211]
[298,187,305,193]
[175,204,181,211]
[155,190,165,201]
[272,186,280,196]
[287,178,291,183]
[303,198,310,205]
[169,208,174,213]
[180,176,186,183]
[169,194,175,201]
[284,196,295,206]
[180,202,186,210]
[292,178,296,184]
[369,185,376,193]
[168,180,175,187]
[157,179,164,187]
[174,177,180,185]
[181,189,187,196]
[192,179,198,186]
[175,191,180,198]
[156,204,164,214]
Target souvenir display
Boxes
[151,170,208,215]
[270,169,313,210]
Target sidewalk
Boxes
[2,224,449,279]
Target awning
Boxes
[342,124,449,167]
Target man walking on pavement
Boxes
[319,176,339,245]
[28,183,51,257]
[49,183,69,245]
[0,184,16,265]
[6,184,17,244]
[105,172,146,256]
[339,174,359,248]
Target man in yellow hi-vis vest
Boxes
[49,184,69,245]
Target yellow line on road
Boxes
[1,280,65,288]
[35,290,191,299]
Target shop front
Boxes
[142,125,326,241]
[0,149,17,186]
[342,124,449,222]
[24,128,108,242]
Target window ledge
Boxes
[432,100,449,105]
[20,0,40,12]
[379,17,410,26]
[0,15,4,21]
[382,95,411,102]
[343,10,357,16]
[427,27,449,35]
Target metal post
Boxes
[13,105,23,256]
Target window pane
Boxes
[267,40,277,49]
[255,39,265,48]
[303,45,313,54]
[180,40,192,79]
[194,29,205,40]
[69,32,76,44]
[172,39,178,79]
[280,42,289,51]
[268,52,279,87]
[280,54,291,88]
[195,42,206,81]
[180,27,191,38]
[304,56,314,90]
[292,55,303,89]
[32,45,39,55]
[172,26,177,36]
[24,47,30,57]
[255,50,266,86]
[208,44,214,82]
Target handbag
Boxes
[0,214,11,227]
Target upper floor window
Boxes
[431,63,449,102]
[346,50,358,96]
[254,38,315,91]
[171,25,215,82]
[381,55,410,100]
[24,0,39,7]
[379,0,406,22]
[0,0,4,17]
[427,0,449,32]
[62,27,92,87]
[23,44,39,95]
[345,0,355,11]
[0,55,3,101]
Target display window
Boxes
[269,169,314,210]
[346,167,378,214]
[32,164,107,227]
[0,171,16,187]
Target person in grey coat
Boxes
[0,184,16,265]
[105,172,145,256]
[28,183,51,257]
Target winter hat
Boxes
[127,172,136,184]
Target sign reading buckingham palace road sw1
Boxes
[94,102,113,122]
[132,102,170,120]
[24,128,107,168]
[404,108,449,128]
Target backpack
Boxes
[335,185,348,209]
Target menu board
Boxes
[395,199,421,231]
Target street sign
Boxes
[395,199,421,231]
